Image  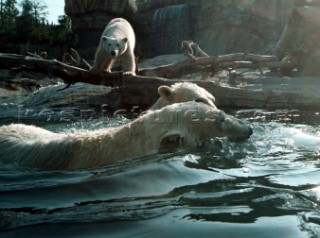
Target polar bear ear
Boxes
[122,38,128,43]
[158,85,175,102]
[102,36,107,42]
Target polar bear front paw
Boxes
[123,71,136,76]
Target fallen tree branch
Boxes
[138,52,294,79]
[62,48,91,70]
[181,40,209,59]
[138,41,284,78]
[0,53,122,87]
[1,53,319,111]
[0,50,298,88]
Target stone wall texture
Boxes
[65,0,296,59]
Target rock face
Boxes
[196,0,294,55]
[64,0,137,59]
[65,0,294,59]
[293,6,320,76]
[65,0,137,30]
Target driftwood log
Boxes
[121,75,320,111]
[139,41,298,78]
[138,51,289,78]
[1,46,320,112]
[0,53,122,88]
[62,48,91,70]
[0,49,297,86]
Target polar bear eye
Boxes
[116,44,120,47]
[195,98,207,104]
[220,113,226,122]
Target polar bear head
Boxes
[149,82,216,111]
[180,103,253,142]
[146,101,253,148]
[102,36,128,57]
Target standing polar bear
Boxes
[90,18,136,74]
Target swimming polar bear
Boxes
[149,82,217,111]
[0,102,252,170]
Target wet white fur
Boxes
[90,18,136,74]
[0,102,252,170]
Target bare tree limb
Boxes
[0,49,296,87]
[62,48,91,70]
[138,51,284,78]
[0,53,122,87]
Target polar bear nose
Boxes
[110,51,116,57]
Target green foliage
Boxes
[0,0,19,41]
[56,14,76,46]
[15,0,36,44]
[0,0,75,57]
[2,0,19,26]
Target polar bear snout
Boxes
[236,124,253,141]
[214,112,253,142]
[226,119,253,141]
[110,50,117,57]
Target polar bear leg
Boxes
[121,53,136,75]
[91,51,115,73]
[105,58,114,73]
[91,49,107,73]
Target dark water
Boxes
[1,115,320,238]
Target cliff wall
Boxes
[65,0,295,59]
